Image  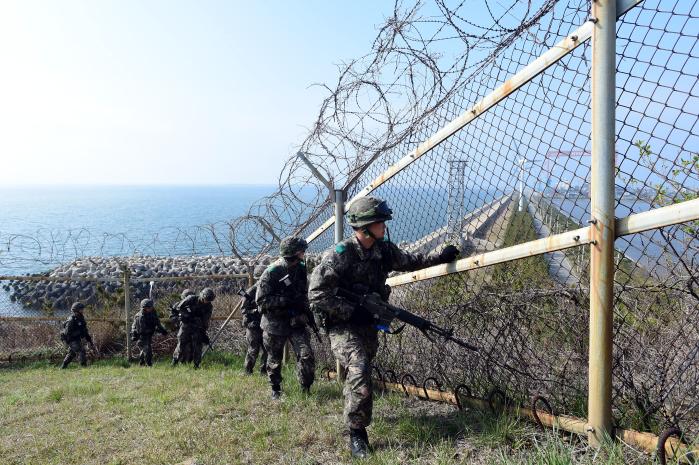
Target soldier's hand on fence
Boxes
[439,244,460,263]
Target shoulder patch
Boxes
[267,265,278,272]
[335,243,347,254]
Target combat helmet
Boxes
[140,298,154,309]
[71,302,85,313]
[279,236,308,258]
[346,196,393,228]
[200,288,216,302]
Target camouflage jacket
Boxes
[309,236,442,329]
[177,295,213,331]
[131,310,167,339]
[255,258,309,336]
[61,313,92,343]
[240,284,262,329]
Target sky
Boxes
[0,1,394,186]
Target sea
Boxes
[0,184,277,275]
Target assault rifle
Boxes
[335,287,478,352]
[278,274,323,344]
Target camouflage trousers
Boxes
[137,335,154,366]
[174,324,204,366]
[263,328,315,390]
[328,326,379,429]
[244,327,268,373]
[62,339,87,367]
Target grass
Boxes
[0,352,670,465]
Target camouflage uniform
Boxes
[60,305,93,368]
[131,300,167,366]
[173,293,213,368]
[241,298,268,374]
[256,258,315,393]
[171,289,195,363]
[309,236,444,429]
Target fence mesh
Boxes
[1,0,697,445]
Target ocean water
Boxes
[0,185,276,274]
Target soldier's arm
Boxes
[299,269,311,311]
[386,242,443,272]
[83,321,93,343]
[255,269,288,312]
[308,253,356,321]
[155,314,168,334]
[202,305,212,330]
[131,315,140,337]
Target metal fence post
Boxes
[588,0,617,447]
[123,268,131,362]
[334,189,348,382]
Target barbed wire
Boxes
[1,0,698,444]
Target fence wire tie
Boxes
[400,373,418,397]
[488,388,510,414]
[371,365,386,389]
[422,377,442,400]
[656,427,690,465]
[454,384,473,411]
[531,395,554,429]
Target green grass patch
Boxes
[0,353,658,464]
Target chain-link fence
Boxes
[0,272,252,363]
[1,0,697,458]
[296,0,698,450]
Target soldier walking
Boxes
[241,287,268,375]
[131,298,168,366]
[172,288,215,368]
[60,302,96,369]
[309,196,459,458]
[256,236,315,400]
[170,288,195,364]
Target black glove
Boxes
[350,305,374,326]
[439,244,459,263]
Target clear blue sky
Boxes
[0,1,396,186]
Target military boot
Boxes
[243,361,253,375]
[60,360,69,369]
[259,365,267,375]
[171,357,178,367]
[271,384,282,400]
[349,428,369,459]
[301,385,311,395]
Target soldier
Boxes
[256,236,315,400]
[309,196,459,458]
[172,288,215,368]
[241,286,268,375]
[131,298,168,366]
[171,288,195,364]
[60,302,96,369]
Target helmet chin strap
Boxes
[361,224,390,242]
